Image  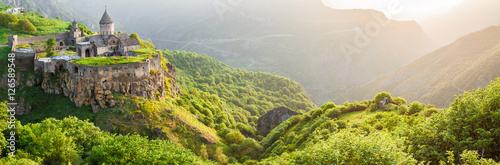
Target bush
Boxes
[408,101,424,115]
[88,135,210,165]
[424,108,439,117]
[320,102,336,111]
[369,103,378,112]
[373,92,392,104]
[225,131,244,144]
[336,120,347,129]
[325,107,341,119]
[393,97,407,105]
[263,131,416,164]
[398,105,408,115]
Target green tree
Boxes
[18,118,80,164]
[405,78,500,163]
[55,16,61,20]
[16,19,36,34]
[214,147,228,165]
[87,134,211,164]
[44,37,56,57]
[129,33,139,39]
[225,131,244,144]
[407,101,424,115]
[200,144,209,160]
[373,91,392,104]
[0,12,18,26]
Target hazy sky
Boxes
[322,0,464,21]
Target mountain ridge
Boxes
[343,25,500,108]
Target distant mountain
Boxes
[420,0,500,46]
[14,0,437,104]
[344,25,500,108]
[0,0,99,29]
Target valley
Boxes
[0,1,499,164]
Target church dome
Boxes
[99,9,114,24]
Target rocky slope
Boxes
[344,25,500,108]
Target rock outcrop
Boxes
[257,107,300,136]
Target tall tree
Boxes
[45,37,57,57]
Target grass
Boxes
[0,28,16,44]
[37,52,47,58]
[0,11,70,44]
[63,50,76,55]
[339,108,398,123]
[31,41,46,45]
[71,54,151,66]
[129,48,160,55]
[37,50,76,58]
[15,44,30,49]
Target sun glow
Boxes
[322,0,464,21]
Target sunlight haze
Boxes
[322,0,464,21]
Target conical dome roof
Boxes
[99,9,114,24]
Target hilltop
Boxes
[343,25,500,108]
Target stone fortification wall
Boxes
[39,54,169,113]
[17,32,70,45]
[13,52,36,67]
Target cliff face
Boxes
[257,107,300,136]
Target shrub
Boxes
[225,131,244,144]
[336,120,347,129]
[311,109,323,118]
[302,113,312,122]
[270,131,416,164]
[424,108,439,117]
[373,91,393,104]
[368,103,378,112]
[408,101,424,115]
[393,97,407,105]
[398,105,408,115]
[325,107,341,119]
[320,102,336,111]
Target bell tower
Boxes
[99,6,115,36]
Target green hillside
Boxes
[256,79,500,164]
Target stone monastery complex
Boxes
[6,8,177,114]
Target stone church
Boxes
[76,8,140,58]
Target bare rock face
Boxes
[257,107,300,137]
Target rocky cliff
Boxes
[257,107,300,136]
